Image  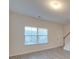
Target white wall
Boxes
[9,11,64,56]
[63,24,70,51]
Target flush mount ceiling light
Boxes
[49,0,63,10]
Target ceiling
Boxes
[10,0,70,24]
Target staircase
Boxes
[63,32,70,51]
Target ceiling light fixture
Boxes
[50,0,63,10]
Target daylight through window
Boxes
[24,26,48,45]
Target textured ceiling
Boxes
[10,0,70,24]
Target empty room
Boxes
[9,0,70,59]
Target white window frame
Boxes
[24,26,48,45]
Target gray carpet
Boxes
[10,47,70,59]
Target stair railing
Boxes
[62,32,70,47]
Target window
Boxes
[24,26,48,45]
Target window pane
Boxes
[31,36,37,44]
[38,36,48,44]
[25,27,31,35]
[38,28,48,35]
[24,36,37,45]
[31,27,37,35]
[24,36,32,45]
